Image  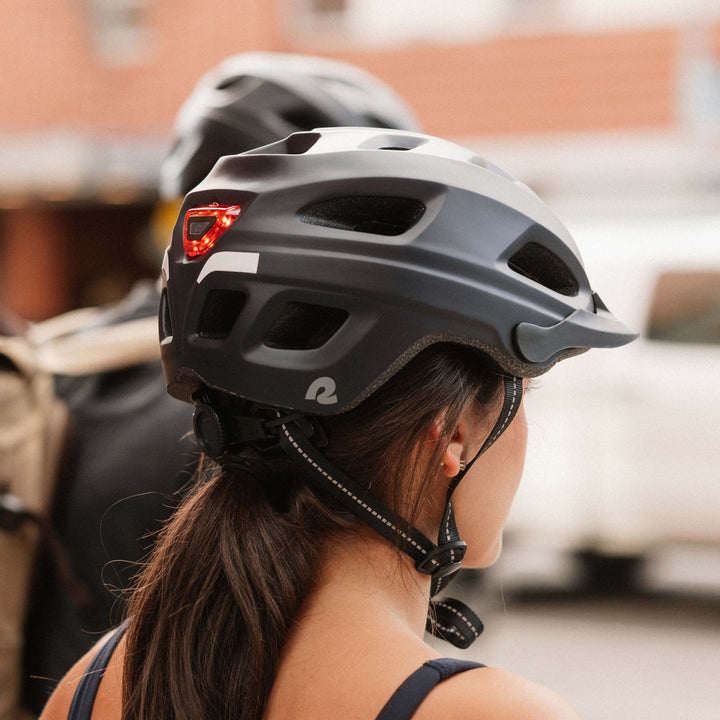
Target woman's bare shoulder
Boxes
[414,664,580,720]
[39,628,125,720]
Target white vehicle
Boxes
[508,214,720,582]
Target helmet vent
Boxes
[247,132,321,156]
[299,196,425,237]
[358,134,428,151]
[160,287,173,339]
[508,241,579,297]
[279,132,321,155]
[279,107,331,131]
[197,289,247,339]
[215,73,250,91]
[264,302,348,350]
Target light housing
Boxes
[183,204,242,257]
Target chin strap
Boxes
[427,375,523,647]
[273,375,524,650]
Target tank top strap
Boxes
[67,620,129,720]
[374,657,485,720]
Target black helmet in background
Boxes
[159,127,636,416]
[159,52,420,200]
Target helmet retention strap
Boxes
[426,375,524,647]
[274,375,523,649]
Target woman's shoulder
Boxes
[39,628,125,720]
[413,662,580,720]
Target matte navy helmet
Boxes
[159,52,420,199]
[159,127,636,415]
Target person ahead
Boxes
[40,127,635,720]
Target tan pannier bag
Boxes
[0,307,158,719]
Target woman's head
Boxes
[154,126,635,650]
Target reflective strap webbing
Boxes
[276,415,442,572]
[275,375,523,650]
[431,376,524,598]
[426,597,485,649]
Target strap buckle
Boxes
[415,540,467,580]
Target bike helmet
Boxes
[159,52,420,199]
[159,127,636,648]
[160,127,634,412]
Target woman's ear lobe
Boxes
[440,448,461,478]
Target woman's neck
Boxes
[265,532,441,720]
[303,531,433,640]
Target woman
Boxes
[40,127,635,720]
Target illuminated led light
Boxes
[183,204,242,257]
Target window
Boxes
[646,270,720,345]
[310,0,348,13]
[89,0,151,65]
[290,0,350,42]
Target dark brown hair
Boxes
[122,344,503,720]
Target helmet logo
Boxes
[305,377,338,405]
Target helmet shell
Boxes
[160,128,636,414]
[160,52,420,199]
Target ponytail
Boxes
[122,460,345,720]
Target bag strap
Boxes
[29,315,159,376]
[67,621,129,720]
[374,658,485,720]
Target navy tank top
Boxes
[66,624,484,720]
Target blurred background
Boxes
[1,1,718,718]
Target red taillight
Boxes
[183,204,242,257]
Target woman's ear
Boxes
[431,418,466,478]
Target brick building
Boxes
[1,1,719,319]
